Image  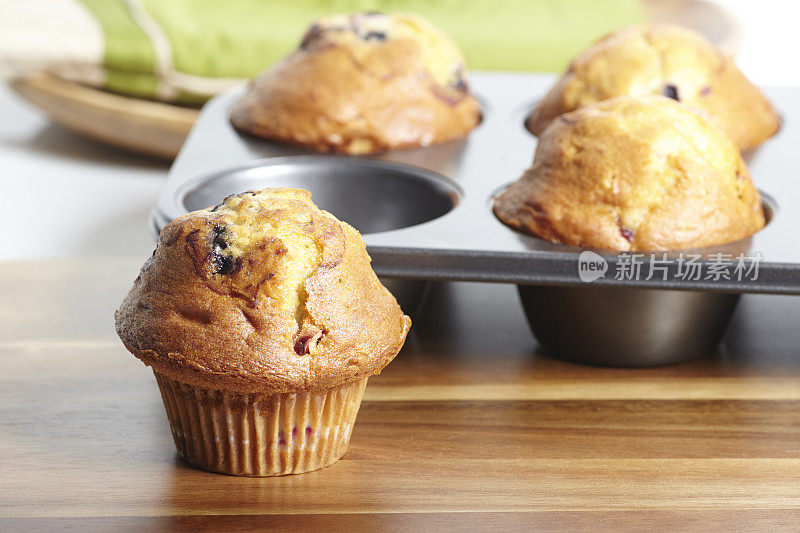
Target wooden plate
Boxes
[10,72,199,160]
[8,0,738,160]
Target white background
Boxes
[1,0,798,262]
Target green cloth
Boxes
[79,0,159,98]
[77,0,644,103]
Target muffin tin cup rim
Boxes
[160,154,464,232]
[173,155,463,206]
[157,154,465,244]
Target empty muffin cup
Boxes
[154,156,461,316]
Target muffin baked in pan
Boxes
[526,24,780,152]
[230,12,482,154]
[496,95,765,252]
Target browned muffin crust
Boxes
[496,96,766,252]
[116,188,411,394]
[527,24,780,152]
[230,12,482,154]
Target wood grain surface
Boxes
[1,258,799,531]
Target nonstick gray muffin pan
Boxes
[152,72,800,366]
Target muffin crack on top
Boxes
[116,188,411,394]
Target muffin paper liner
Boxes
[153,371,368,476]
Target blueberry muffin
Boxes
[116,188,411,476]
[496,96,765,251]
[527,24,780,152]
[230,12,482,154]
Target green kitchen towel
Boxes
[0,0,643,104]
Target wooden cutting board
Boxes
[1,257,799,529]
[8,0,739,160]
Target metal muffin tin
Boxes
[153,72,800,366]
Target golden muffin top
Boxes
[496,96,766,252]
[116,188,411,394]
[299,12,466,89]
[527,24,780,151]
[229,12,481,154]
